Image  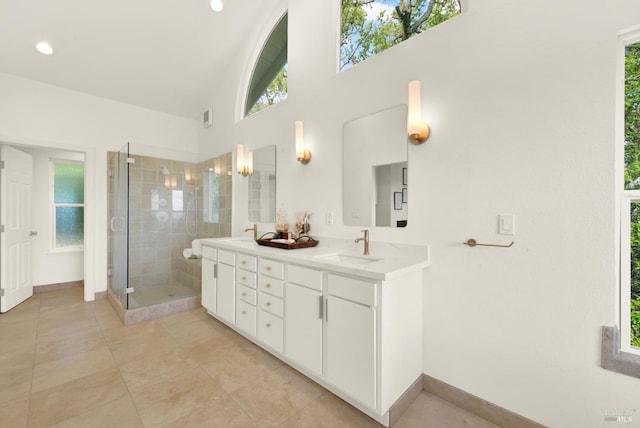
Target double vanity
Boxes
[200,236,428,426]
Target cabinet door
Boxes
[217,263,235,324]
[201,258,216,313]
[285,283,322,376]
[326,295,376,409]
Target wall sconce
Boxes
[407,80,430,145]
[295,121,311,164]
[236,144,253,177]
[164,174,180,189]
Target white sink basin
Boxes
[315,253,381,265]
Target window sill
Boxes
[601,326,640,379]
[48,247,84,255]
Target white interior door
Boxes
[1,145,34,313]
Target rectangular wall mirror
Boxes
[343,105,408,228]
[248,145,276,223]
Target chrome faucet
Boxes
[355,229,370,255]
[244,224,257,240]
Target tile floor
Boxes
[0,288,499,428]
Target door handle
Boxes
[110,217,118,232]
[29,231,38,236]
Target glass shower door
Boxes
[110,143,130,308]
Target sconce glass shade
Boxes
[237,143,253,176]
[407,80,430,144]
[295,121,311,164]
[246,150,254,175]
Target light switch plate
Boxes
[326,211,334,225]
[498,214,515,235]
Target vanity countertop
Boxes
[199,237,429,281]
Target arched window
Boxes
[340,0,461,71]
[245,13,288,117]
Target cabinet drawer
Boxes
[288,264,323,291]
[236,284,257,305]
[236,268,257,289]
[237,253,257,272]
[258,292,284,318]
[258,276,284,297]
[235,299,256,337]
[218,249,236,266]
[259,258,285,279]
[327,274,376,307]
[258,310,283,353]
[202,245,217,260]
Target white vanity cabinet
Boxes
[257,258,285,353]
[326,274,377,409]
[235,253,258,337]
[216,249,236,324]
[200,239,426,427]
[285,264,323,377]
[201,246,217,313]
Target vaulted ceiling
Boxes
[0,0,264,119]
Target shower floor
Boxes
[128,284,199,309]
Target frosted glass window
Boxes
[55,207,84,247]
[54,163,84,203]
[52,161,84,249]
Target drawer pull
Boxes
[266,266,272,271]
[242,310,246,315]
[266,283,271,288]
[241,260,247,265]
[242,292,247,297]
[266,302,271,307]
[266,323,271,328]
[242,276,246,280]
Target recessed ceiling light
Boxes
[36,42,53,55]
[210,0,223,12]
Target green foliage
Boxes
[632,298,640,347]
[247,67,288,116]
[625,43,640,190]
[626,43,640,346]
[340,0,461,70]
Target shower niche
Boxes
[107,145,232,323]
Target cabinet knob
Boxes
[266,283,271,288]
[242,292,247,297]
[242,310,246,315]
[266,302,271,307]
[242,276,246,280]
[266,323,271,328]
[242,260,246,265]
[266,266,272,271]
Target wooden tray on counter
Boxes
[255,237,319,250]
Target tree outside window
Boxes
[341,0,461,71]
[623,41,640,347]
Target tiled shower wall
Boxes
[108,151,232,302]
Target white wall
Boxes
[0,72,199,299]
[19,147,84,286]
[198,0,640,426]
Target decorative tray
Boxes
[255,236,319,250]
